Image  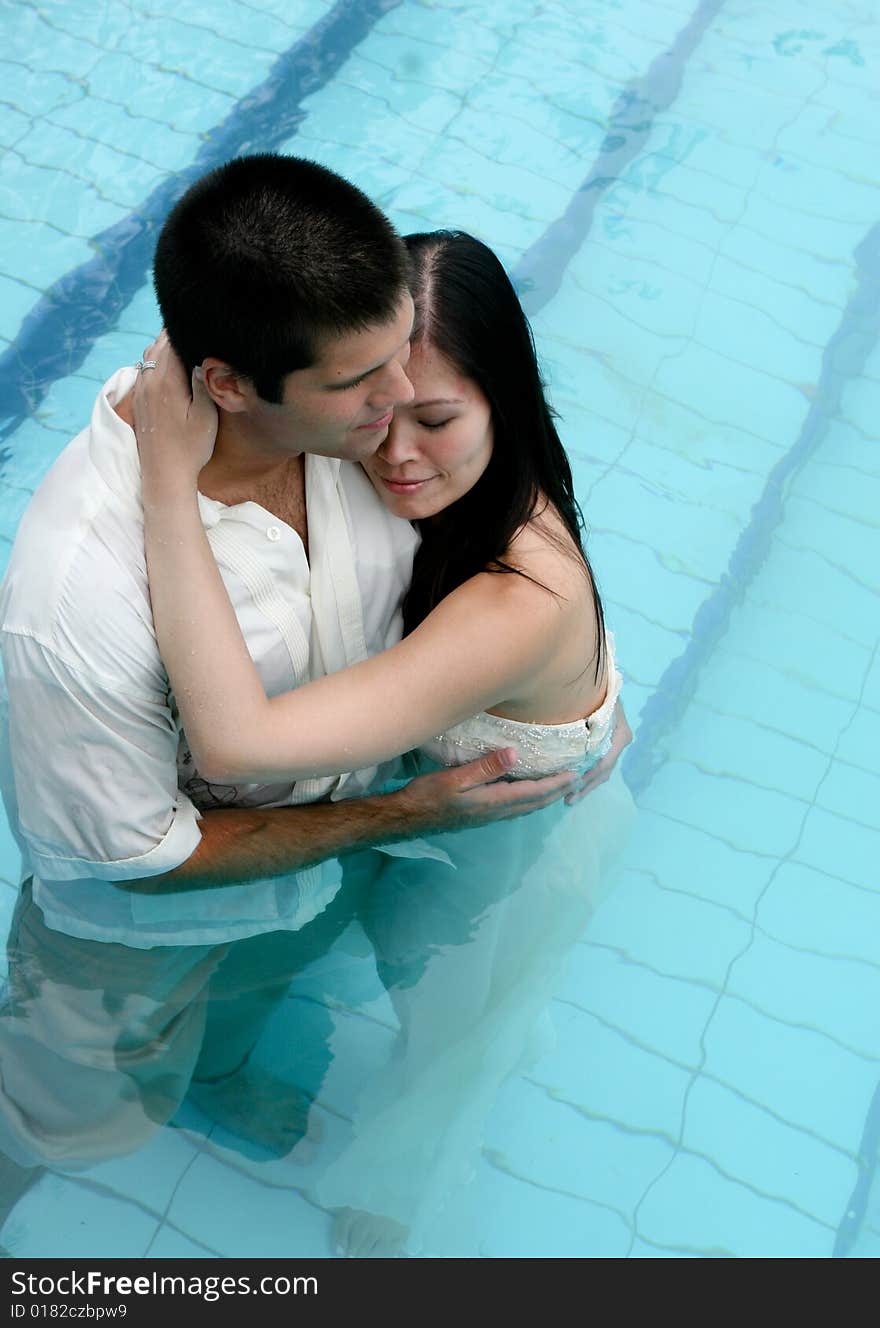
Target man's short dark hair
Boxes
[153,154,410,402]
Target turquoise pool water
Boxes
[1,0,878,1259]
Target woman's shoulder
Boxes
[503,501,591,605]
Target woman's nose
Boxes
[378,419,419,465]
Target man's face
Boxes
[245,293,416,463]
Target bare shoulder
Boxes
[504,501,593,609]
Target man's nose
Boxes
[369,358,415,408]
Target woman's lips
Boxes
[357,409,394,431]
[379,475,436,495]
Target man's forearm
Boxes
[118,747,582,896]
[120,790,414,894]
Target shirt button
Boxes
[266,526,281,542]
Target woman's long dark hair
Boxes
[401,230,605,680]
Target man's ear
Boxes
[200,359,252,413]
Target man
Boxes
[0,154,627,1241]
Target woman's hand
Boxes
[132,330,218,494]
[565,699,632,804]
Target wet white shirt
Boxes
[0,368,419,947]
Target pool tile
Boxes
[662,703,827,803]
[4,12,101,73]
[726,931,880,1061]
[469,1162,630,1258]
[636,1151,833,1257]
[424,138,572,225]
[758,860,880,968]
[672,74,804,151]
[719,223,851,308]
[166,1152,330,1258]
[569,240,707,341]
[596,204,718,286]
[811,412,880,480]
[0,153,126,236]
[695,289,823,383]
[795,806,880,894]
[726,598,871,704]
[385,3,510,60]
[602,601,685,689]
[48,97,199,178]
[73,1127,203,1216]
[299,85,439,164]
[639,762,807,859]
[709,252,843,346]
[702,996,878,1153]
[146,1227,218,1258]
[741,189,867,266]
[653,342,809,445]
[532,1001,691,1140]
[835,706,880,777]
[620,811,772,916]
[0,61,84,119]
[487,1076,674,1215]
[748,543,878,650]
[15,122,165,212]
[360,27,493,97]
[815,760,880,829]
[682,1074,856,1227]
[611,436,765,522]
[652,122,757,191]
[789,462,880,533]
[2,1173,159,1258]
[755,153,878,227]
[580,526,710,634]
[583,866,751,987]
[562,936,715,1070]
[0,275,41,342]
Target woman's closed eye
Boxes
[418,418,452,430]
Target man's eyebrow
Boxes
[325,362,382,391]
[324,319,414,391]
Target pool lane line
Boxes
[513,0,725,314]
[1,0,717,448]
[619,221,880,796]
[834,1076,880,1257]
[0,0,402,448]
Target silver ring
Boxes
[135,359,158,372]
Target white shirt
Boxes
[0,368,419,947]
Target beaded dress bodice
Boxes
[420,634,622,778]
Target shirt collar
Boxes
[88,366,142,501]
[87,368,343,530]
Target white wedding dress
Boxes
[313,636,634,1255]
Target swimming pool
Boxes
[0,0,878,1259]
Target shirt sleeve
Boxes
[1,632,202,882]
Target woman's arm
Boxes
[134,337,563,785]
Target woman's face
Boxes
[362,340,493,520]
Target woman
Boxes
[134,231,632,1255]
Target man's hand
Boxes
[564,700,632,805]
[391,746,580,833]
[119,731,621,898]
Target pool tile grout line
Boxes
[0,0,403,447]
[0,0,722,452]
[511,0,725,312]
[623,220,880,796]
